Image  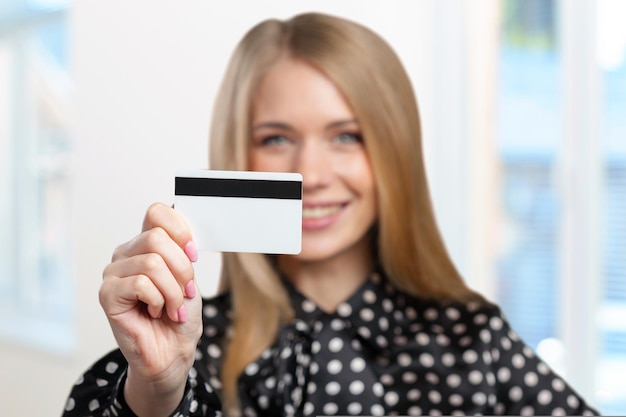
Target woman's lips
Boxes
[301,203,347,230]
[302,204,343,219]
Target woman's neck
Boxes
[277,241,374,313]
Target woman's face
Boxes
[249,58,377,264]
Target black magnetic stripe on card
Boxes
[175,176,302,200]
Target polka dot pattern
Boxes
[63,273,599,416]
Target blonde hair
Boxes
[209,12,484,414]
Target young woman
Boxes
[63,12,598,417]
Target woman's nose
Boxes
[296,141,332,190]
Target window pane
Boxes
[496,0,562,367]
[0,3,74,353]
[597,0,626,413]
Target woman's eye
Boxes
[334,132,363,144]
[260,135,289,146]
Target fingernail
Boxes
[178,305,188,323]
[184,241,198,262]
[185,280,196,299]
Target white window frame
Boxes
[557,0,602,398]
[0,4,74,355]
[428,0,605,403]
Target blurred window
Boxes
[496,0,560,354]
[597,0,626,412]
[0,0,73,354]
[496,0,626,414]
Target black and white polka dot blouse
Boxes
[63,271,599,416]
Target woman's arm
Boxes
[62,348,223,417]
[487,306,599,415]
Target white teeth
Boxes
[302,205,342,219]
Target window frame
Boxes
[0,3,74,355]
[429,0,609,406]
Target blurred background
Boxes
[0,0,624,415]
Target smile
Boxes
[302,204,344,219]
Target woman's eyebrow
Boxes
[252,122,294,131]
[252,119,359,131]
[325,119,359,130]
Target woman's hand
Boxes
[99,202,203,416]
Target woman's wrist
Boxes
[123,366,189,417]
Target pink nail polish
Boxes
[185,280,196,299]
[184,241,198,262]
[178,305,188,323]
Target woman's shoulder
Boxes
[367,272,508,337]
[400,289,509,337]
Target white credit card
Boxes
[174,169,302,254]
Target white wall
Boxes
[0,1,459,415]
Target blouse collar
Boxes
[282,270,407,353]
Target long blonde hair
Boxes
[209,12,484,414]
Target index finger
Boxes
[142,202,195,259]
